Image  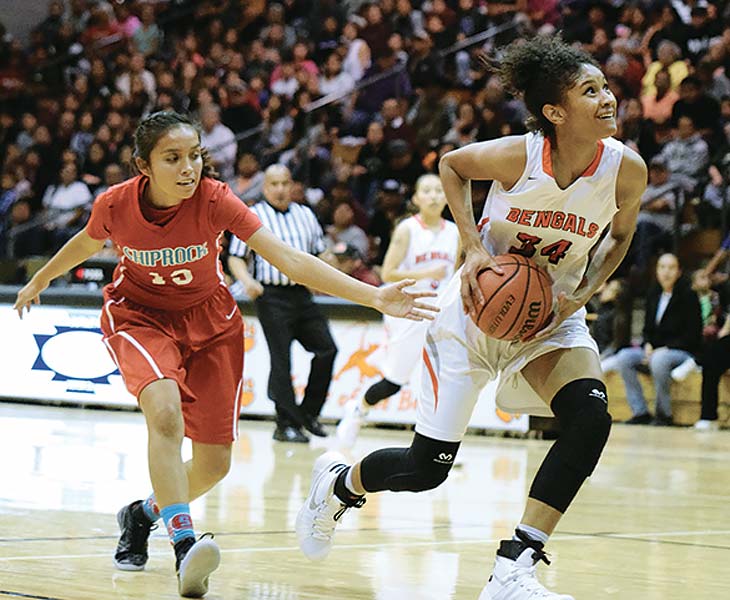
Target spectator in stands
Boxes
[641,40,688,97]
[41,161,92,252]
[443,100,479,147]
[228,153,264,205]
[696,57,730,103]
[93,163,125,199]
[319,52,355,97]
[354,48,411,119]
[656,114,709,192]
[352,120,387,208]
[626,156,682,277]
[132,4,163,58]
[360,2,392,60]
[270,50,299,99]
[692,268,722,343]
[641,69,679,126]
[368,178,408,265]
[5,199,41,258]
[15,113,37,153]
[115,53,156,106]
[611,253,702,426]
[671,75,721,141]
[379,97,416,147]
[617,97,660,160]
[326,201,369,260]
[384,139,421,190]
[330,242,381,287]
[685,5,718,63]
[200,104,236,180]
[341,18,371,83]
[694,311,730,431]
[590,279,631,360]
[0,171,18,258]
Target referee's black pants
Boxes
[254,285,338,429]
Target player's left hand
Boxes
[375,279,440,321]
[530,291,587,341]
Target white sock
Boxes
[345,466,362,496]
[514,524,549,545]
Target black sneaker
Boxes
[651,413,674,427]
[113,500,156,571]
[624,413,652,425]
[303,416,328,438]
[176,533,220,598]
[273,425,309,443]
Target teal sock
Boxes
[160,503,195,545]
[142,495,160,523]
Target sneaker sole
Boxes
[295,451,346,561]
[113,507,146,572]
[178,539,221,598]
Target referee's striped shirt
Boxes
[229,199,326,286]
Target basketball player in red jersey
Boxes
[297,37,647,599]
[12,112,437,598]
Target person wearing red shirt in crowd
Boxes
[13,112,437,598]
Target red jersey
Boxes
[86,175,262,310]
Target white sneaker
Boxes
[335,400,369,448]
[296,451,364,561]
[670,357,700,382]
[479,540,573,600]
[694,419,720,431]
[177,534,220,598]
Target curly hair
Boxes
[133,111,218,178]
[495,36,598,142]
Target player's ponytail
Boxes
[492,36,597,143]
[133,111,219,178]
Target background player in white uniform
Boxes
[297,37,647,599]
[336,174,460,447]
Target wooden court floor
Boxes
[0,403,729,599]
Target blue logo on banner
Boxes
[33,326,120,393]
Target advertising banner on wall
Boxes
[0,304,528,433]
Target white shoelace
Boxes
[509,564,555,598]
[311,500,348,541]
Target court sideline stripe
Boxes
[1,528,729,562]
[0,592,66,600]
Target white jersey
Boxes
[399,215,459,293]
[380,215,459,386]
[478,132,624,297]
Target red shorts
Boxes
[100,284,245,444]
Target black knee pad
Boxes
[360,433,460,493]
[529,378,611,513]
[551,378,612,477]
[364,378,402,406]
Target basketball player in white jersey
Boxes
[336,174,460,447]
[297,36,647,599]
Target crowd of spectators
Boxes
[2,1,725,262]
[3,0,730,420]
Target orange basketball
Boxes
[471,254,553,342]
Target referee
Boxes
[228,165,337,443]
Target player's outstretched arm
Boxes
[13,229,106,319]
[245,227,439,321]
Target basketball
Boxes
[471,254,553,342]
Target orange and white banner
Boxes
[0,305,528,433]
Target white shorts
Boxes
[417,270,599,442]
[381,314,429,386]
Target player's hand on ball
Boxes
[375,280,439,321]
[460,246,504,316]
[13,276,49,319]
[531,291,585,340]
